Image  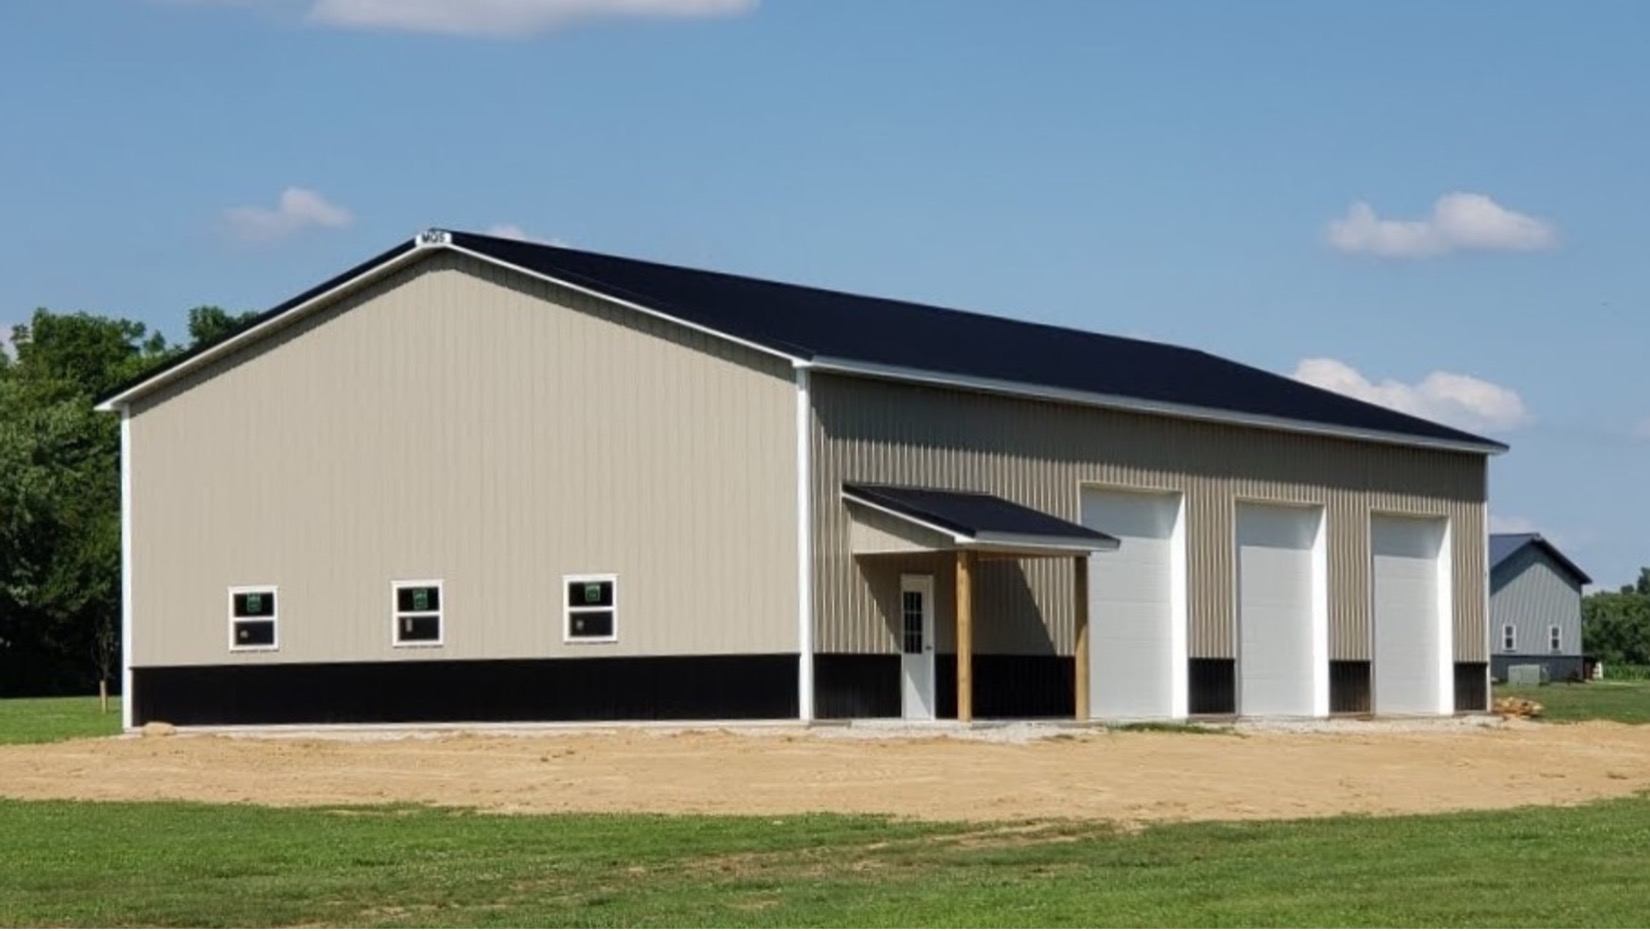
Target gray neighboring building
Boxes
[97,229,1507,729]
[1489,533,1591,682]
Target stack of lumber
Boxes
[1491,697,1544,719]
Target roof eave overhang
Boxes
[840,489,1118,556]
[98,229,1509,459]
[803,357,1508,457]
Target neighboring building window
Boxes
[229,587,278,651]
[1502,625,1516,651]
[1550,625,1562,653]
[393,580,443,646]
[565,574,617,642]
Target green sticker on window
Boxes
[412,588,429,612]
[246,593,262,614]
[584,583,601,604]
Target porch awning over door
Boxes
[842,483,1120,557]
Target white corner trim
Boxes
[119,409,134,731]
[795,367,815,721]
[805,356,1508,457]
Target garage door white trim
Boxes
[1370,513,1454,716]
[1234,501,1329,718]
[1081,486,1188,721]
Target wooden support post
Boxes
[1074,554,1090,721]
[956,549,974,725]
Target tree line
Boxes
[1583,569,1650,668]
[0,307,253,696]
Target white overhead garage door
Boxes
[1236,503,1327,717]
[1081,488,1186,720]
[1372,515,1453,715]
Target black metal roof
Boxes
[99,229,1508,452]
[445,231,1502,450]
[1490,533,1592,585]
[843,483,1118,550]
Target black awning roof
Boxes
[842,483,1119,553]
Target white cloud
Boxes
[306,0,757,37]
[0,324,14,360]
[1292,357,1528,433]
[483,223,569,246]
[1326,192,1557,258]
[1490,514,1540,535]
[224,187,354,242]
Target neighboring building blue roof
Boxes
[99,230,1510,454]
[842,483,1118,550]
[1490,533,1592,585]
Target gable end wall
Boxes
[127,252,799,666]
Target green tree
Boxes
[185,306,257,346]
[0,310,172,697]
[1582,573,1650,667]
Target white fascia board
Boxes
[805,357,1508,457]
[971,531,1121,554]
[95,243,437,412]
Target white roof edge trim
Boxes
[807,357,1508,456]
[441,243,805,366]
[95,237,441,411]
[973,531,1120,553]
[841,490,1115,554]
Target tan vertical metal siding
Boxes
[129,252,798,667]
[811,374,1488,661]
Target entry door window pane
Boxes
[902,591,924,654]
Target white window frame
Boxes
[391,579,445,648]
[563,573,619,644]
[1549,625,1563,654]
[227,585,280,653]
[1502,624,1517,652]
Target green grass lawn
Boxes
[1494,678,1650,724]
[0,696,121,745]
[3,796,1650,927]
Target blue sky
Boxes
[1,1,1644,586]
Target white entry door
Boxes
[900,574,937,720]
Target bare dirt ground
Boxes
[2,719,1648,824]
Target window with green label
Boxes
[393,581,443,646]
[229,587,278,651]
[564,575,617,642]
